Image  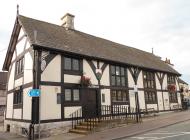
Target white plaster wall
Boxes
[83,59,98,85]
[12,51,16,62]
[146,104,158,110]
[13,109,22,119]
[64,74,81,84]
[99,62,104,68]
[92,60,97,67]
[129,90,136,108]
[6,93,13,118]
[23,52,33,84]
[100,65,110,86]
[137,72,144,88]
[16,37,26,55]
[177,92,182,105]
[14,77,23,88]
[64,106,82,118]
[41,55,61,82]
[163,92,170,110]
[155,75,161,90]
[157,92,164,110]
[138,91,145,109]
[101,89,111,105]
[23,87,32,120]
[162,75,168,90]
[40,86,61,120]
[8,63,15,91]
[128,70,135,88]
[24,39,31,49]
[18,28,25,39]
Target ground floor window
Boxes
[144,91,157,104]
[64,89,80,102]
[111,90,129,104]
[13,88,23,108]
[169,92,178,103]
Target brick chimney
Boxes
[165,58,174,66]
[61,13,75,30]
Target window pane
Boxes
[121,77,125,86]
[72,59,79,71]
[116,66,120,75]
[111,76,116,86]
[102,94,105,103]
[57,93,61,104]
[112,90,117,102]
[73,89,80,101]
[65,89,71,101]
[121,67,124,76]
[117,91,122,101]
[116,76,121,86]
[122,91,127,101]
[64,57,71,70]
[111,66,115,75]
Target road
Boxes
[122,120,190,140]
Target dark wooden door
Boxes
[82,89,98,118]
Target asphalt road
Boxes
[122,120,190,140]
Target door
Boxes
[82,89,98,118]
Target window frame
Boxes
[143,71,157,104]
[13,88,23,109]
[63,56,82,75]
[15,57,24,79]
[64,88,81,103]
[167,74,178,103]
[110,65,127,87]
[111,89,129,105]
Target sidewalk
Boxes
[71,110,190,140]
[1,110,190,140]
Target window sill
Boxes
[15,73,24,80]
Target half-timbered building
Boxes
[3,13,182,135]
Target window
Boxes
[144,91,157,104]
[111,90,129,104]
[167,75,177,103]
[167,75,175,84]
[64,89,80,102]
[110,65,127,86]
[57,93,61,104]
[13,89,23,108]
[102,93,105,103]
[143,71,157,104]
[64,57,81,73]
[15,57,24,76]
[169,92,178,103]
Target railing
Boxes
[69,105,142,131]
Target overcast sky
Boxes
[0,0,190,84]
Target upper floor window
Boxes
[167,75,175,84]
[110,65,127,86]
[64,57,82,74]
[143,71,155,89]
[15,57,24,76]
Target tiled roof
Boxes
[18,15,180,75]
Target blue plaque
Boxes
[28,89,41,97]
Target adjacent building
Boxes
[0,72,7,123]
[3,13,182,135]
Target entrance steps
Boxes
[69,118,137,135]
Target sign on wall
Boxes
[28,89,41,97]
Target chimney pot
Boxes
[61,13,75,30]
